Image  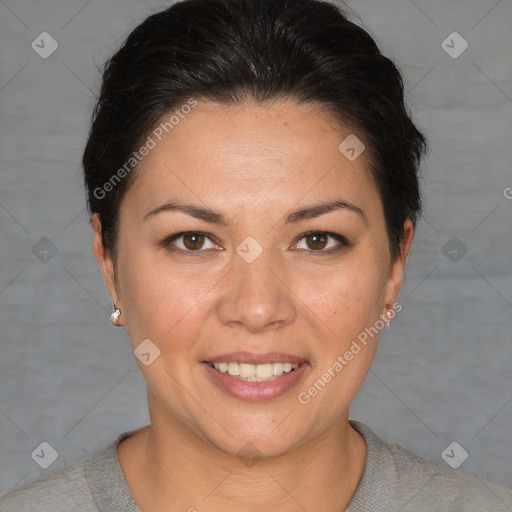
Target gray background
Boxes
[0,0,511,498]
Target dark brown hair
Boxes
[83,0,427,261]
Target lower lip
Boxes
[202,362,310,402]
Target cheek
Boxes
[293,257,387,340]
[117,247,217,350]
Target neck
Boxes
[118,400,366,512]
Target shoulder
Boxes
[0,456,95,512]
[349,420,512,512]
[387,440,512,511]
[0,429,141,512]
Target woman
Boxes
[2,0,511,510]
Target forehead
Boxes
[123,99,380,219]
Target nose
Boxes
[216,247,297,333]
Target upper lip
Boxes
[204,352,308,365]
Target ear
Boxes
[382,218,414,311]
[92,213,123,316]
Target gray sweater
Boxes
[1,420,511,511]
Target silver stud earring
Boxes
[385,309,393,330]
[110,306,121,326]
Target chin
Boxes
[195,411,304,461]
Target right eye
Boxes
[163,232,222,254]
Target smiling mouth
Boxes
[205,361,301,382]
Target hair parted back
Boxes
[83,0,428,262]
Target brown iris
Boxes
[304,233,328,250]
[183,233,206,250]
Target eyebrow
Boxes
[143,199,366,226]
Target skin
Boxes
[92,98,414,511]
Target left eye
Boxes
[295,231,347,252]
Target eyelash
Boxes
[162,230,350,256]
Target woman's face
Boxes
[94,99,411,457]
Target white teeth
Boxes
[256,363,273,379]
[227,362,239,376]
[239,363,256,378]
[211,361,300,381]
[272,363,284,375]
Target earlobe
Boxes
[91,213,122,313]
[383,219,415,310]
